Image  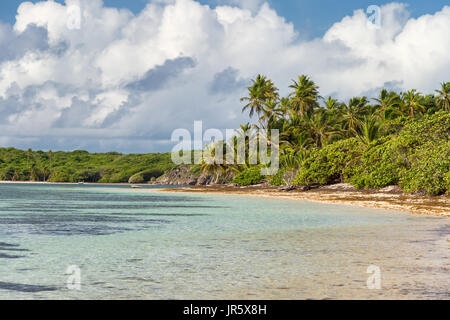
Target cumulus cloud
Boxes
[126,57,197,92]
[209,67,248,94]
[0,0,449,152]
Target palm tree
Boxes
[402,89,425,118]
[231,123,255,169]
[373,89,400,109]
[339,97,368,137]
[372,89,402,121]
[259,98,282,130]
[435,82,450,111]
[305,110,337,147]
[279,113,307,145]
[241,75,279,128]
[201,142,226,184]
[288,75,320,117]
[278,97,291,118]
[355,115,382,145]
[280,128,312,169]
[323,96,340,112]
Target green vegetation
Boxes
[1,77,448,194]
[232,166,264,186]
[201,76,449,194]
[293,138,364,186]
[0,149,175,183]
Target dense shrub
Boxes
[398,142,450,195]
[346,112,450,193]
[288,112,449,194]
[345,138,402,189]
[270,168,287,186]
[293,138,364,185]
[445,171,450,194]
[232,166,264,186]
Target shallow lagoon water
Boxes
[0,183,448,299]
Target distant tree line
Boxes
[0,149,175,183]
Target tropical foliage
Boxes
[232,166,264,186]
[0,149,175,183]
[234,75,449,194]
[1,75,448,195]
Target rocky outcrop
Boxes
[155,166,198,185]
[154,165,215,186]
[154,165,238,186]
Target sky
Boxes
[0,0,449,153]
[1,0,449,39]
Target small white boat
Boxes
[131,185,142,188]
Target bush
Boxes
[445,171,450,194]
[345,138,402,189]
[232,166,264,186]
[270,168,287,186]
[293,138,364,185]
[346,112,450,193]
[399,142,450,195]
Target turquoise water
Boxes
[0,183,448,299]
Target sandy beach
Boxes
[154,183,450,217]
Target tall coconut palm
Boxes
[241,75,279,128]
[373,89,397,110]
[201,142,226,184]
[435,82,450,111]
[279,113,307,146]
[402,89,425,118]
[372,89,402,121]
[305,110,337,148]
[259,98,283,129]
[288,75,320,117]
[231,123,255,169]
[339,97,368,137]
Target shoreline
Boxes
[1,180,449,217]
[0,180,133,186]
[153,184,450,217]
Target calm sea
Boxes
[0,183,448,299]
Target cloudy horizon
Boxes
[0,0,449,153]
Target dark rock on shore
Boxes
[279,185,296,191]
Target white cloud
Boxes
[0,0,449,152]
[224,0,264,12]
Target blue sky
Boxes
[1,0,448,39]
